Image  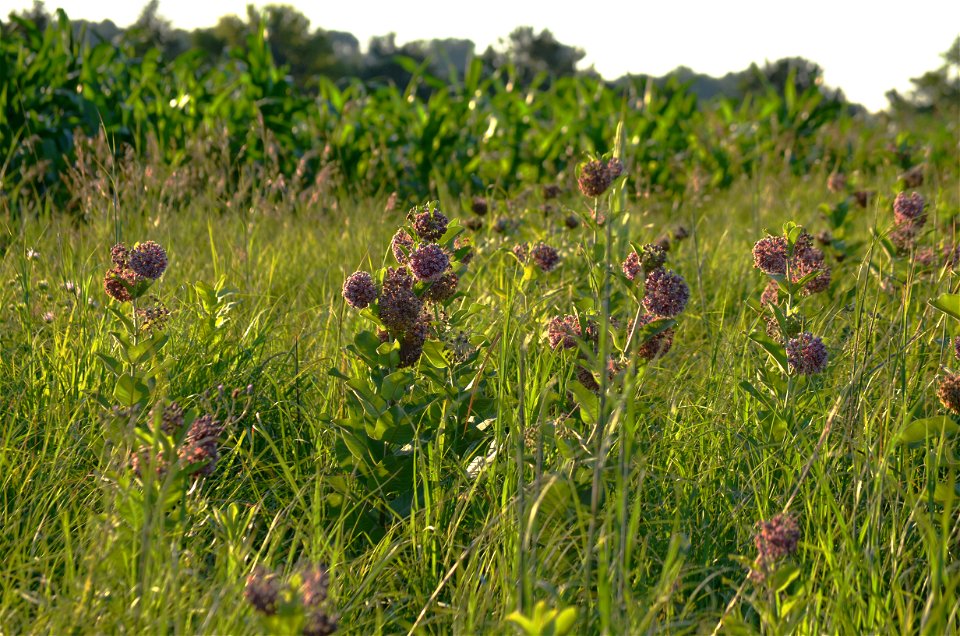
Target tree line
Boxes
[3,0,958,114]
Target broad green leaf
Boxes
[114,374,149,407]
[930,294,960,323]
[748,332,789,374]
[897,415,960,446]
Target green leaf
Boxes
[570,381,599,424]
[748,332,789,374]
[114,374,149,407]
[930,294,960,323]
[128,333,168,365]
[897,415,960,447]
[381,369,414,402]
[552,607,577,635]
[421,340,448,368]
[96,353,123,377]
[738,380,773,410]
[355,330,382,359]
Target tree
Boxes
[886,37,960,114]
[482,27,585,86]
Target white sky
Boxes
[2,0,958,111]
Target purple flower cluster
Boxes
[128,241,168,279]
[423,271,459,303]
[103,241,162,303]
[753,232,830,296]
[790,234,831,295]
[409,244,450,283]
[130,408,225,479]
[753,513,800,577]
[577,157,624,198]
[577,160,611,197]
[891,192,926,252]
[244,566,280,615]
[179,414,224,477]
[399,315,430,368]
[827,172,847,193]
[642,268,690,318]
[342,271,378,309]
[391,229,414,264]
[623,244,667,281]
[547,315,583,350]
[632,313,674,360]
[752,236,789,276]
[471,196,488,216]
[244,563,338,634]
[938,373,960,415]
[542,184,560,200]
[411,207,449,241]
[786,332,828,375]
[378,267,422,333]
[760,280,780,306]
[530,242,560,272]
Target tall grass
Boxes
[0,147,957,634]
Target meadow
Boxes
[1,12,959,636]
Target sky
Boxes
[2,0,958,111]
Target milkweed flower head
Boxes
[530,242,560,272]
[753,236,788,276]
[791,235,831,295]
[632,313,674,360]
[410,207,449,242]
[471,196,488,216]
[408,243,450,283]
[391,229,414,264]
[760,280,780,306]
[547,315,582,350]
[299,564,330,608]
[753,513,800,573]
[578,159,612,197]
[893,191,926,228]
[128,241,168,280]
[605,157,625,180]
[642,268,689,318]
[104,267,140,303]
[178,414,224,477]
[342,271,378,309]
[244,566,281,615]
[827,172,846,193]
[399,314,430,368]
[423,271,458,303]
[378,267,422,333]
[786,332,828,375]
[937,373,960,415]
